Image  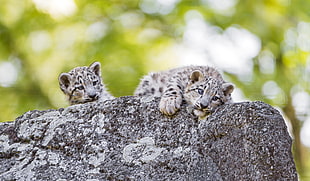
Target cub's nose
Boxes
[88,92,97,99]
[200,102,208,109]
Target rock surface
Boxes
[0,96,297,180]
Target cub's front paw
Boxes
[159,96,182,116]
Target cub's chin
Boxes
[193,109,211,120]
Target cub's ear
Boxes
[222,82,234,96]
[59,73,71,90]
[190,70,204,83]
[89,62,101,76]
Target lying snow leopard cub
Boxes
[58,62,114,105]
[134,66,234,118]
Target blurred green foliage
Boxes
[1,0,310,179]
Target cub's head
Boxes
[184,70,234,118]
[59,62,103,105]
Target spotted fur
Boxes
[134,66,234,118]
[58,62,114,105]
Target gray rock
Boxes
[0,96,297,180]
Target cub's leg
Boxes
[159,76,184,116]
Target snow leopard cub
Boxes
[58,62,114,105]
[134,66,234,118]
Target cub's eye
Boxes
[197,88,204,95]
[212,96,220,101]
[77,85,84,90]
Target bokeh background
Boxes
[0,0,309,179]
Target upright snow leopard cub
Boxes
[134,66,234,118]
[58,62,114,105]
